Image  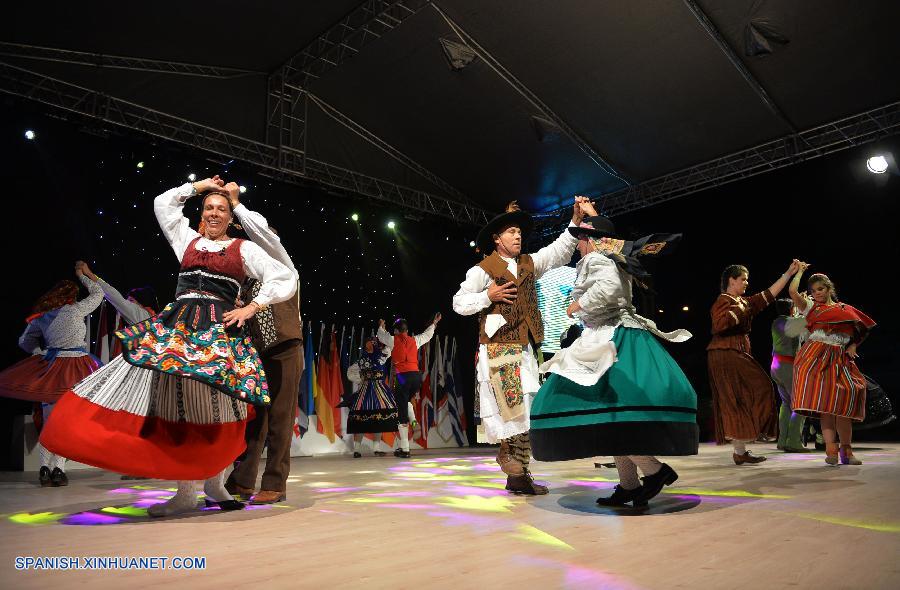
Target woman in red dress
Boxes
[789,266,875,465]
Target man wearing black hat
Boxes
[452,198,587,495]
[377,314,441,458]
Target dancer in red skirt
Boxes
[0,268,103,486]
[789,266,875,466]
[40,176,296,515]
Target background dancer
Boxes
[770,298,809,453]
[708,261,801,465]
[0,266,103,486]
[789,267,875,466]
[343,337,397,457]
[377,314,440,458]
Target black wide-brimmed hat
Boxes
[475,201,533,254]
[568,215,617,239]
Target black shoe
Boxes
[203,498,245,511]
[50,468,68,487]
[373,451,386,456]
[596,485,648,507]
[39,466,52,487]
[635,463,677,503]
[395,450,411,459]
[353,452,362,458]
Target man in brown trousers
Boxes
[225,184,303,504]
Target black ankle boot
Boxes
[635,463,677,503]
[50,468,68,487]
[39,466,52,487]
[596,485,647,507]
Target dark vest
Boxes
[477,251,544,345]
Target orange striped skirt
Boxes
[792,340,866,421]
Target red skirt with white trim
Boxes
[40,355,252,480]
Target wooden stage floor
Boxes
[1,442,898,589]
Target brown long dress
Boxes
[707,290,778,444]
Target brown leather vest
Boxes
[477,252,544,345]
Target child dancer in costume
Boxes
[0,267,103,486]
[708,261,802,464]
[531,202,697,508]
[41,176,296,515]
[789,267,875,466]
[343,337,398,457]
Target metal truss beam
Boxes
[681,0,796,132]
[0,61,492,225]
[0,42,264,79]
[277,0,432,89]
[533,99,900,241]
[432,3,630,186]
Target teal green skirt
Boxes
[531,327,698,460]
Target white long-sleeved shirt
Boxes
[96,278,153,325]
[18,275,103,355]
[376,324,436,355]
[232,203,299,281]
[153,183,296,306]
[452,223,579,319]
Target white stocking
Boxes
[203,469,234,503]
[398,425,410,452]
[148,480,197,517]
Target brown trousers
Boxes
[228,340,304,492]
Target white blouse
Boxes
[153,183,297,307]
[97,278,152,325]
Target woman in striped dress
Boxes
[789,266,875,465]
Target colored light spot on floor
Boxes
[793,513,900,533]
[100,506,148,517]
[9,512,66,525]
[662,488,791,499]
[512,524,574,550]
[437,495,516,512]
[61,512,126,525]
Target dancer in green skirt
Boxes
[531,201,698,508]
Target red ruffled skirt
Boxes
[0,354,100,403]
[40,355,254,480]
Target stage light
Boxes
[866,155,888,174]
[387,221,396,230]
[24,130,36,140]
[187,173,196,181]
[136,161,144,168]
[239,185,247,193]
[469,240,476,248]
[682,306,689,311]
[351,213,359,221]
[658,309,664,314]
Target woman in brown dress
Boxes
[708,260,802,464]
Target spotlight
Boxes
[239,185,247,193]
[187,173,196,181]
[658,309,664,314]
[469,240,476,248]
[682,306,689,312]
[351,213,359,222]
[866,155,889,174]
[24,130,36,140]
[136,161,145,169]
[387,221,396,230]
